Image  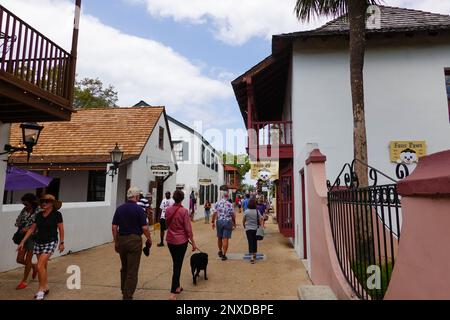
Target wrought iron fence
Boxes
[327,160,409,300]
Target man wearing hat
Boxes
[112,187,152,300]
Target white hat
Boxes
[127,186,142,198]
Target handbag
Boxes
[12,228,25,245]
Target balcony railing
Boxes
[0,5,73,101]
[252,120,292,146]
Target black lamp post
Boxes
[107,142,123,181]
[2,122,44,162]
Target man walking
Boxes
[242,193,250,212]
[211,190,236,261]
[112,187,152,300]
[157,191,174,247]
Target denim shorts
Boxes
[216,219,233,239]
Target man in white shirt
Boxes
[157,191,175,247]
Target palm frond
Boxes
[294,0,383,22]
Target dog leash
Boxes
[189,240,205,254]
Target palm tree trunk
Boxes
[348,1,374,269]
[348,0,369,188]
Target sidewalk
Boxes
[0,210,311,300]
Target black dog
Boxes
[190,252,208,285]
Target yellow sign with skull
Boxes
[250,161,279,181]
[389,141,426,164]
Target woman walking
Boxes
[242,198,263,264]
[165,190,197,300]
[14,193,40,290]
[18,194,64,300]
[204,200,211,224]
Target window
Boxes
[206,150,211,168]
[445,69,450,122]
[173,141,184,161]
[199,186,205,205]
[46,178,60,199]
[215,185,218,203]
[87,171,106,201]
[206,185,210,203]
[158,127,164,150]
[201,144,206,165]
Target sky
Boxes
[3,0,450,156]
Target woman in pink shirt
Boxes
[165,190,197,300]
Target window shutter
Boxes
[182,142,189,161]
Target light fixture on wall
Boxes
[1,122,44,162]
[107,142,123,182]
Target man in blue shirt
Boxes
[242,193,250,212]
[112,187,152,300]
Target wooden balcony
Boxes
[0,4,78,123]
[247,120,293,161]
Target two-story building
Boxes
[134,100,225,218]
[233,6,450,262]
[0,1,80,272]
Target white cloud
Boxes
[388,0,450,14]
[1,0,231,118]
[132,0,450,46]
[133,0,327,46]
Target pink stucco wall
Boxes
[385,150,450,299]
[385,197,450,299]
[306,150,358,300]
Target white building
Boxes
[167,115,224,219]
[1,106,177,271]
[233,6,450,262]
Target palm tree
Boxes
[295,0,380,187]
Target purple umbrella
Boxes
[5,166,53,191]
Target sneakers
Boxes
[16,281,27,290]
[218,250,223,258]
[34,291,45,300]
[221,255,228,261]
[157,243,164,247]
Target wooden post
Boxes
[68,0,81,107]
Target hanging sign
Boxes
[389,141,426,164]
[250,161,279,181]
[199,178,212,186]
[151,165,170,176]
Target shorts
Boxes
[160,218,166,231]
[34,241,58,255]
[216,219,233,239]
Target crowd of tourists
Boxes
[11,187,271,300]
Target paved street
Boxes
[0,210,311,300]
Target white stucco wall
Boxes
[0,164,118,272]
[47,171,89,202]
[168,119,223,219]
[292,36,450,182]
[129,113,177,199]
[291,36,450,264]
